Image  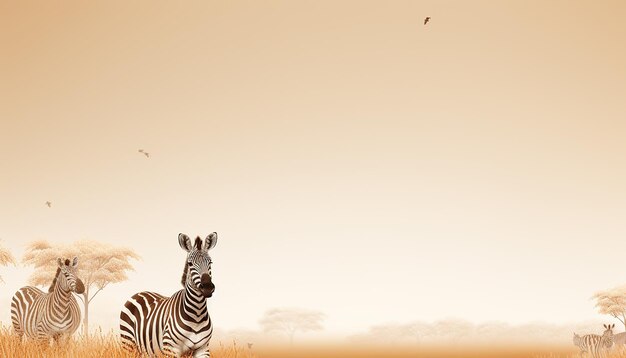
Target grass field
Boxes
[0,328,255,358]
[1,328,624,358]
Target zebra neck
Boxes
[183,282,208,319]
[51,284,72,311]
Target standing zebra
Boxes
[11,257,85,343]
[574,324,615,358]
[613,331,626,347]
[120,233,217,357]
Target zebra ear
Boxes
[72,257,78,267]
[178,233,192,252]
[604,324,608,329]
[57,258,63,267]
[203,232,218,251]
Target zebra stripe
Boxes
[10,257,85,342]
[120,233,217,357]
[574,324,615,358]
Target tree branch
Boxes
[88,283,108,304]
[87,256,115,284]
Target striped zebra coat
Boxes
[574,324,615,358]
[10,257,85,342]
[120,233,217,357]
[612,331,626,347]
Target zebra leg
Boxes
[12,327,24,341]
[10,319,23,339]
[161,329,183,357]
[120,338,138,353]
[32,334,51,349]
[161,343,183,358]
[34,324,51,346]
[192,345,211,358]
[54,333,71,346]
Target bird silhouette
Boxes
[45,201,52,208]
[424,17,431,25]
[247,343,253,349]
[138,149,150,158]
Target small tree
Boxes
[405,321,434,344]
[22,239,140,336]
[0,241,16,283]
[429,319,475,343]
[593,286,626,330]
[259,308,324,344]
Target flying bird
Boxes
[247,343,253,349]
[45,201,52,208]
[138,149,150,158]
[424,17,431,25]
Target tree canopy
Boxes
[0,241,16,283]
[593,286,626,330]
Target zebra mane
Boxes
[48,267,61,293]
[181,260,188,287]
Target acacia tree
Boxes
[405,321,434,344]
[593,286,626,330]
[429,319,475,343]
[259,308,325,344]
[22,239,139,336]
[0,241,16,283]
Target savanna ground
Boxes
[1,328,625,358]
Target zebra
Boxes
[120,232,217,357]
[10,257,85,343]
[613,331,626,346]
[574,324,615,358]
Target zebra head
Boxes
[179,232,217,298]
[603,323,615,347]
[52,257,85,294]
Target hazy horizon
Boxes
[2,0,626,338]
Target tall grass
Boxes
[3,327,626,358]
[0,327,256,358]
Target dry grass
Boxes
[2,328,626,358]
[0,327,256,358]
[255,346,577,358]
[252,345,626,358]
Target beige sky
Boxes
[1,0,626,336]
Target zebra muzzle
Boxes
[200,274,214,298]
[74,279,85,294]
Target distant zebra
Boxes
[11,257,85,343]
[120,233,217,357]
[613,331,626,346]
[574,324,615,358]
[606,331,626,356]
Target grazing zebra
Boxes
[120,233,217,357]
[10,257,85,343]
[574,324,615,358]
